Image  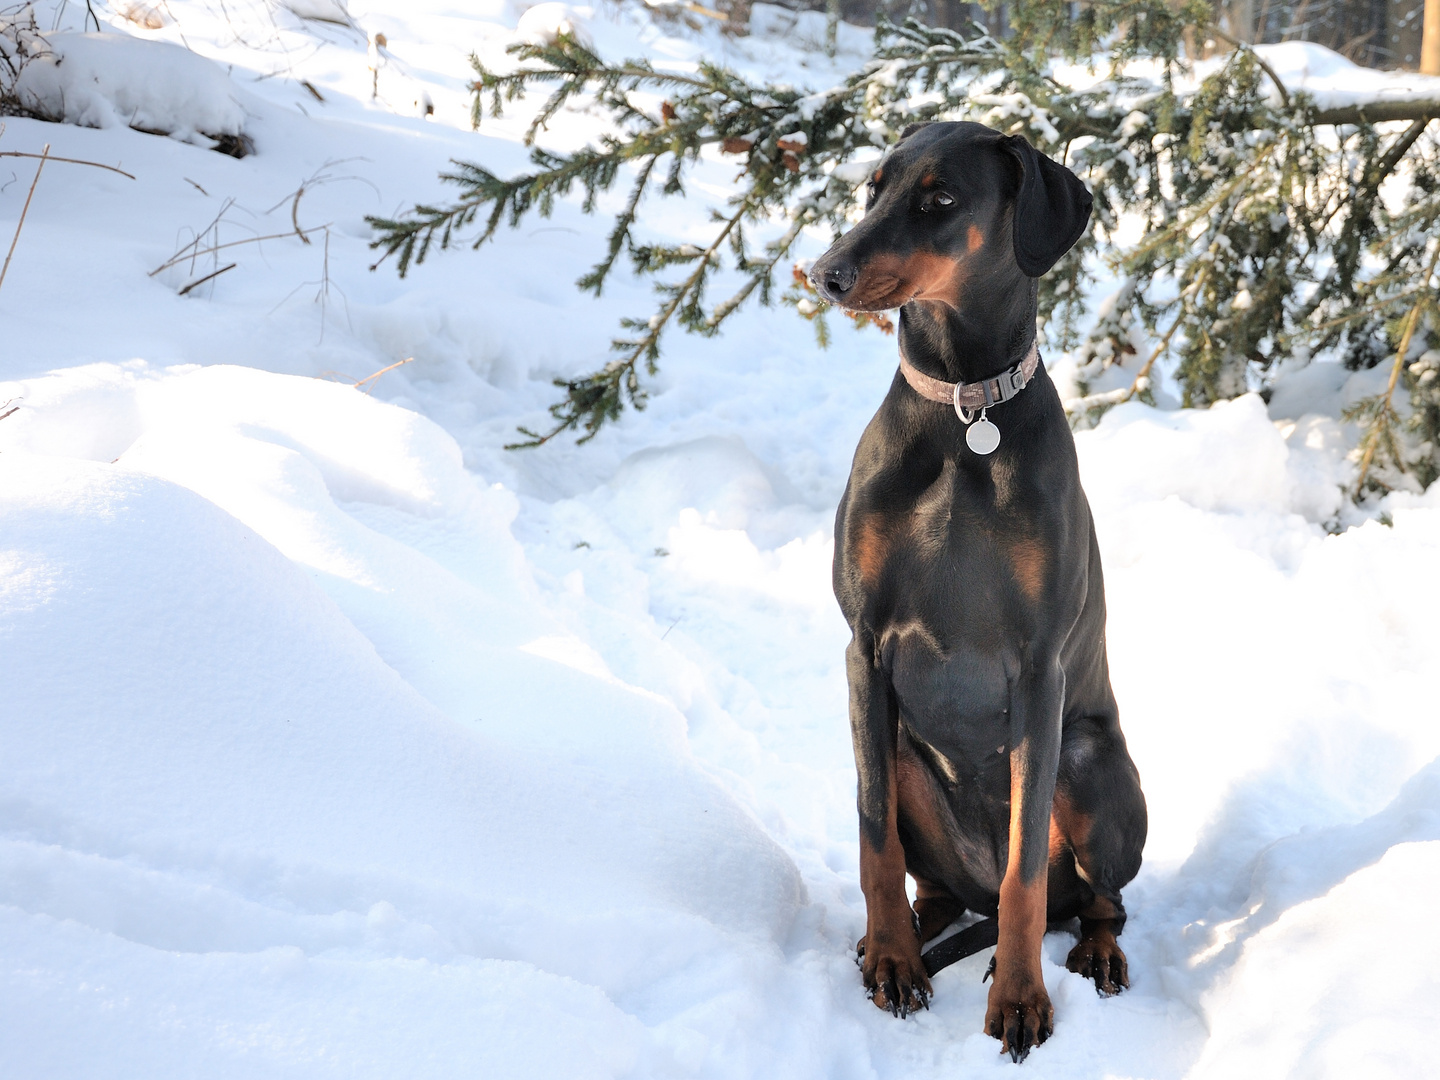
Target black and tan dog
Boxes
[810,122,1147,1062]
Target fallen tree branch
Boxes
[1311,101,1440,125]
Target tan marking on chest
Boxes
[1009,539,1046,601]
[854,514,892,587]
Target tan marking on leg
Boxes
[1048,811,1068,863]
[859,819,931,1014]
[985,753,1054,1057]
[1054,789,1131,994]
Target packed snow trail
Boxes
[3,3,1440,1077]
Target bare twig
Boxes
[0,397,19,422]
[265,161,378,248]
[291,185,310,243]
[178,262,237,296]
[0,143,48,297]
[0,152,136,179]
[353,356,415,393]
[149,225,328,276]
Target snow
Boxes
[14,32,248,149]
[2,3,1439,1078]
[516,3,593,48]
[1254,40,1440,112]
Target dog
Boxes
[809,121,1147,1062]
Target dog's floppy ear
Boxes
[1002,135,1093,278]
[897,121,932,144]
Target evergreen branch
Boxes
[375,4,1440,474]
[578,154,657,295]
[1351,241,1440,494]
[506,197,753,449]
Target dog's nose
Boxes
[813,261,857,302]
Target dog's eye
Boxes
[934,192,954,207]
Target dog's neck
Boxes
[897,275,1039,385]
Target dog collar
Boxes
[897,341,1040,455]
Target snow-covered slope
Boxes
[2,3,1439,1078]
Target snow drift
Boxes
[14,32,248,151]
[2,1,1439,1077]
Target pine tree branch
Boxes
[1352,242,1440,494]
[506,197,754,449]
[372,7,1440,471]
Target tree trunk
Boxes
[1423,0,1440,72]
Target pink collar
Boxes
[898,341,1040,412]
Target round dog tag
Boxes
[965,417,1001,455]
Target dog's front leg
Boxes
[987,657,1064,1061]
[848,632,929,1017]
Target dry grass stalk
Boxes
[0,141,47,296]
[151,223,328,277]
[178,261,237,296]
[0,151,135,179]
[353,356,415,394]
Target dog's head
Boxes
[809,122,1092,312]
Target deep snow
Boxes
[2,3,1439,1078]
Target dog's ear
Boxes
[897,122,932,144]
[1002,135,1093,278]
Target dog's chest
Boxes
[884,624,1015,765]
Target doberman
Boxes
[809,122,1147,1062]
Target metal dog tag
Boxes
[965,413,1001,455]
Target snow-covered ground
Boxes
[2,3,1439,1077]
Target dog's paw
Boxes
[1066,934,1129,996]
[860,933,931,1018]
[984,970,1052,1062]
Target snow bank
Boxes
[2,1,1440,1076]
[1194,840,1440,1078]
[1255,40,1440,112]
[14,32,247,149]
[0,363,807,1078]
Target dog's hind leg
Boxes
[1053,718,1147,995]
[895,730,969,944]
[913,880,967,945]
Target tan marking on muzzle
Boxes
[844,252,963,310]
